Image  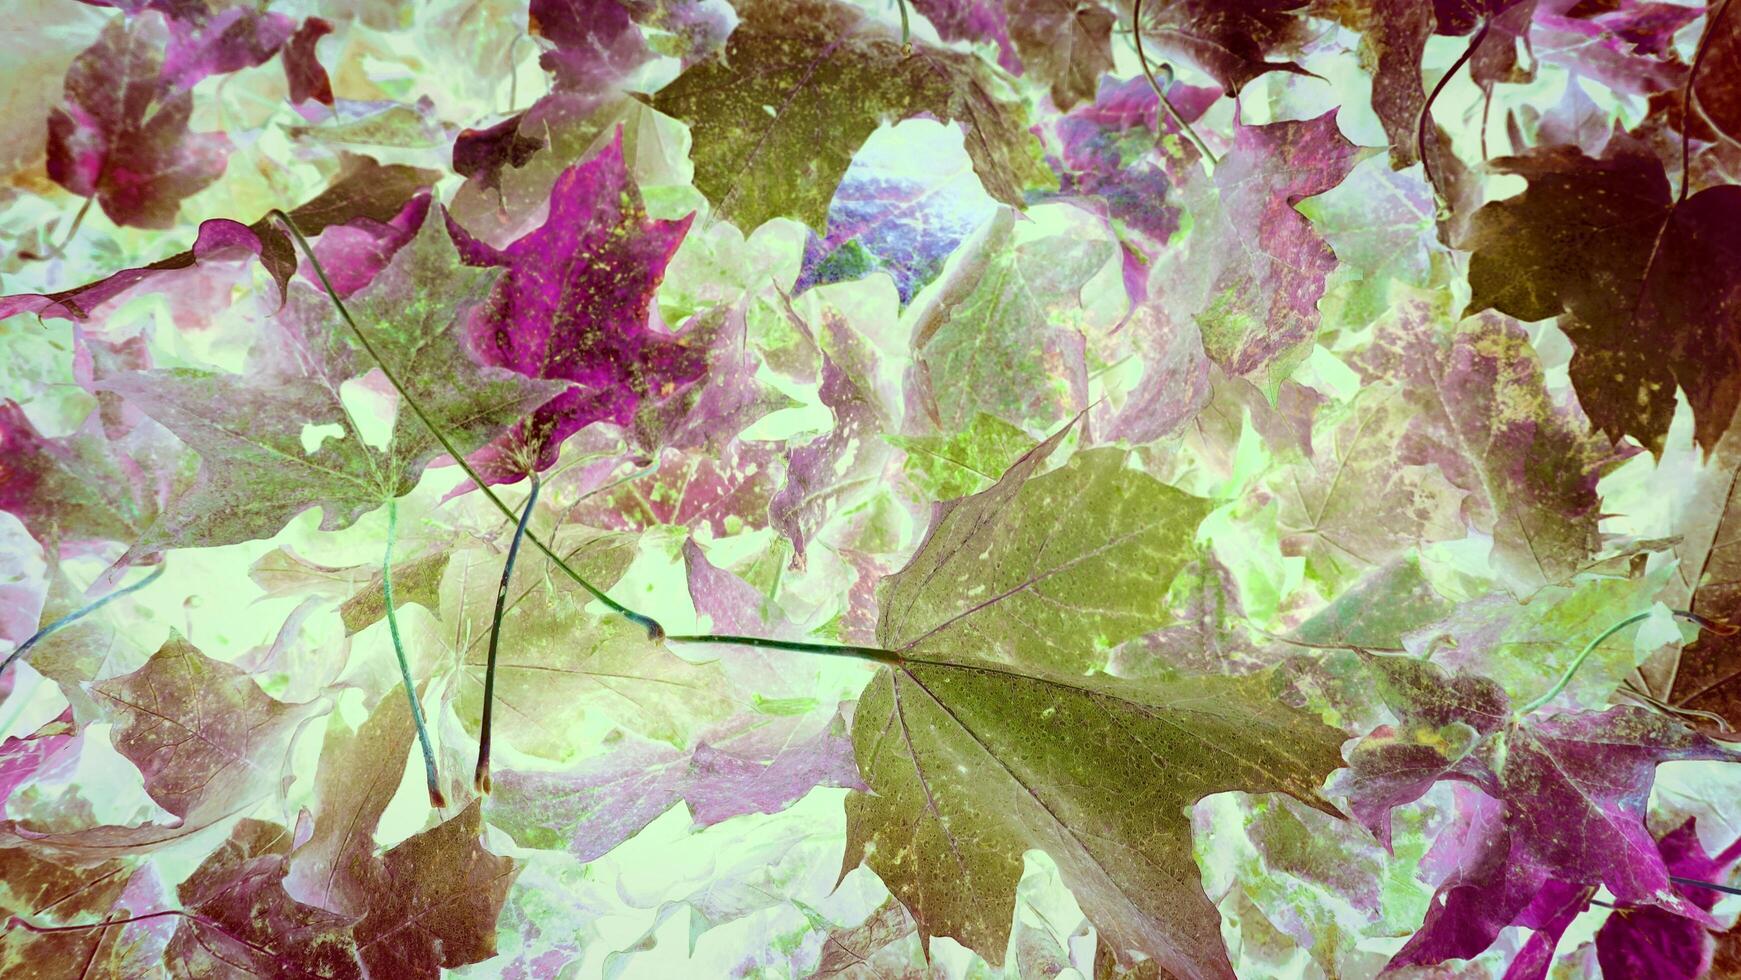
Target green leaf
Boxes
[908,208,1113,433]
[844,428,1347,975]
[880,438,1213,674]
[647,0,1052,232]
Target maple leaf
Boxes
[0,632,319,862]
[1156,111,1365,388]
[284,17,336,106]
[481,569,863,869]
[350,799,520,977]
[1126,0,1313,95]
[101,205,568,554]
[1334,653,1734,973]
[568,441,782,536]
[46,13,230,229]
[1006,0,1117,111]
[163,819,362,979]
[0,399,179,554]
[1294,154,1448,327]
[92,633,321,823]
[452,114,544,195]
[0,712,77,812]
[646,0,1052,232]
[887,412,1036,502]
[1672,456,1741,732]
[153,4,296,92]
[1269,383,1467,594]
[768,278,907,565]
[284,692,415,916]
[0,853,167,977]
[530,0,653,93]
[1464,135,1741,455]
[1337,0,1433,168]
[811,898,928,978]
[1354,299,1636,591]
[1534,0,1698,97]
[1593,817,1741,979]
[909,208,1107,433]
[843,428,1346,975]
[447,128,700,484]
[1037,74,1219,257]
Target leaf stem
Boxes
[0,562,165,681]
[51,197,94,258]
[1519,609,1716,716]
[665,633,905,666]
[896,0,911,54]
[385,498,446,809]
[1670,875,1741,897]
[1417,21,1489,202]
[7,910,189,934]
[475,472,539,794]
[1131,0,1218,167]
[1681,0,1733,203]
[267,209,667,641]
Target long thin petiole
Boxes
[1680,0,1732,204]
[1671,875,1741,897]
[268,209,666,641]
[385,499,446,808]
[1417,21,1488,200]
[475,473,539,793]
[664,633,906,667]
[1131,0,1218,167]
[1,563,166,680]
[1519,609,1721,716]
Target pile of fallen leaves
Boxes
[3,0,1741,976]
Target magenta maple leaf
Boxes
[530,0,652,92]
[1594,818,1741,979]
[910,0,1019,72]
[1157,110,1365,382]
[1334,654,1734,976]
[446,127,702,483]
[47,13,232,229]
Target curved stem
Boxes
[1,563,165,680]
[386,499,446,809]
[1683,0,1734,203]
[1519,609,1715,716]
[1131,0,1218,167]
[896,0,911,52]
[475,473,539,793]
[268,209,666,641]
[52,198,94,258]
[1418,21,1489,200]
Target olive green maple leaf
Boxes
[842,429,1349,977]
[647,0,1053,233]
